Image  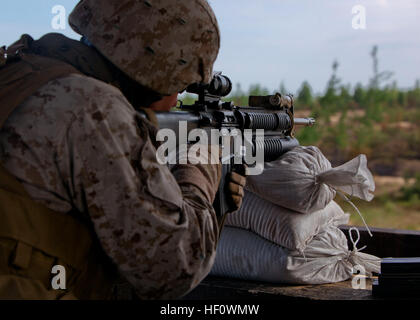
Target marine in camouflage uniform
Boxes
[0,0,245,299]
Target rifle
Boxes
[138,73,315,218]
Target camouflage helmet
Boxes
[69,0,220,95]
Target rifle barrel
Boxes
[294,117,316,126]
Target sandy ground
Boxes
[373,176,415,196]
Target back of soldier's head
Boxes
[69,0,220,96]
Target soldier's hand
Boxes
[227,169,246,212]
[172,144,222,204]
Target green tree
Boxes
[248,84,269,96]
[297,81,313,107]
[338,85,352,110]
[369,45,393,90]
[326,60,341,94]
[319,60,341,114]
[230,83,248,106]
[353,83,365,106]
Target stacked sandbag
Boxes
[225,191,346,253]
[245,146,375,214]
[211,146,380,285]
[211,225,381,285]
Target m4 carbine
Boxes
[138,73,315,218]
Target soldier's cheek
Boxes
[149,93,179,111]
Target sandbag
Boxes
[245,146,375,214]
[225,190,347,252]
[211,224,381,285]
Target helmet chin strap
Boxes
[81,36,93,47]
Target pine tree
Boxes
[297,81,313,107]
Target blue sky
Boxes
[1,0,419,94]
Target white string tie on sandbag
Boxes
[337,190,373,237]
[347,227,367,261]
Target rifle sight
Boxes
[186,72,232,98]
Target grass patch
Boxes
[336,196,420,231]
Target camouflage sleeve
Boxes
[66,81,220,299]
[0,74,219,299]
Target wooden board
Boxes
[184,277,375,300]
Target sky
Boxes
[1,0,419,95]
